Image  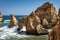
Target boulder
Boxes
[10,14,17,27]
[0,12,4,22]
[49,24,60,40]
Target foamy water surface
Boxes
[0,20,29,39]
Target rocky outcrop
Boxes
[35,2,58,28]
[0,12,4,22]
[58,8,60,17]
[18,12,48,35]
[57,8,60,24]
[10,14,17,27]
[49,24,60,40]
[18,2,59,35]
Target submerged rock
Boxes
[0,12,4,22]
[10,14,17,27]
[18,2,59,35]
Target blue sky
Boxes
[0,0,60,15]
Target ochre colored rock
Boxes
[49,24,60,40]
[42,18,49,26]
[10,14,17,26]
[35,2,58,28]
[58,8,60,17]
[18,2,59,35]
[0,12,4,22]
[18,12,48,35]
[57,8,60,24]
[18,17,27,29]
[36,24,48,35]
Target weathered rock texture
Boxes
[57,8,60,24]
[58,8,60,17]
[10,14,17,26]
[18,2,59,35]
[0,12,4,22]
[35,2,58,28]
[49,24,60,40]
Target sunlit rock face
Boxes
[57,8,60,24]
[18,2,59,35]
[35,2,58,28]
[18,12,48,35]
[10,14,17,27]
[0,12,4,22]
[49,24,60,40]
[58,8,60,17]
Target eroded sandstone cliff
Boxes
[18,2,59,35]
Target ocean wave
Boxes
[0,26,29,39]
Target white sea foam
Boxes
[0,26,29,39]
[48,29,52,32]
[20,26,26,32]
[4,20,10,23]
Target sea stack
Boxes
[0,12,4,22]
[18,2,59,35]
[10,14,17,27]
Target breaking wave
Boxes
[0,20,29,39]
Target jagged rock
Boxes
[26,12,42,34]
[18,17,27,29]
[58,8,60,17]
[0,12,4,22]
[36,24,48,35]
[35,2,58,28]
[57,8,60,24]
[10,14,17,27]
[49,24,60,40]
[42,18,49,26]
[18,2,59,35]
[18,12,48,35]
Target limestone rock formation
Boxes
[18,2,59,35]
[49,24,60,40]
[57,8,60,24]
[18,12,48,35]
[0,12,4,22]
[58,8,60,17]
[10,14,17,27]
[42,18,49,26]
[35,2,58,28]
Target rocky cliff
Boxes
[18,2,59,35]
[49,24,60,40]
